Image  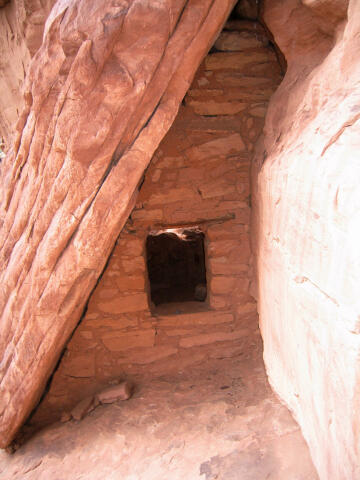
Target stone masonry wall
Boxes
[32,19,282,426]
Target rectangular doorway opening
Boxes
[146,227,207,308]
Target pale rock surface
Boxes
[0,0,237,447]
[253,0,360,479]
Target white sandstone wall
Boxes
[254,1,360,478]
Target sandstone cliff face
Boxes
[253,0,360,478]
[0,0,236,447]
[0,0,56,147]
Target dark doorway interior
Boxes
[146,228,207,306]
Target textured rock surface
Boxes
[1,1,359,479]
[95,381,132,404]
[0,315,318,479]
[0,0,237,447]
[29,23,281,428]
[0,0,56,146]
[253,1,360,479]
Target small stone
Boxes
[71,396,97,421]
[5,444,16,455]
[197,77,209,86]
[96,381,133,404]
[194,283,207,301]
[60,411,71,423]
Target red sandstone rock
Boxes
[179,329,248,348]
[96,381,132,404]
[3,3,357,479]
[62,354,96,378]
[68,382,132,421]
[98,293,148,314]
[187,99,247,116]
[60,411,71,423]
[31,20,275,429]
[214,30,268,51]
[225,19,267,35]
[0,0,238,448]
[205,50,276,70]
[101,330,156,352]
[71,396,98,422]
[211,276,249,295]
[185,134,246,161]
[68,382,132,422]
[0,0,56,145]
[119,346,178,366]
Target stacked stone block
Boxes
[32,20,282,426]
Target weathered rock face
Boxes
[1,1,359,478]
[0,0,237,448]
[253,0,360,478]
[0,0,56,147]
[30,22,281,427]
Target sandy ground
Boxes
[0,317,318,479]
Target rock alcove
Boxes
[0,1,359,479]
[27,4,282,431]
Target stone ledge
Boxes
[156,311,234,327]
[98,293,149,314]
[101,329,155,352]
[179,328,249,348]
